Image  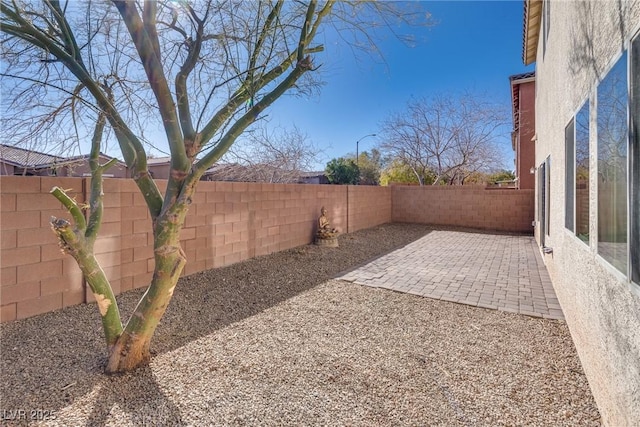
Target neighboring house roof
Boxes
[204,163,320,183]
[509,71,535,82]
[298,171,327,178]
[204,163,270,182]
[53,152,125,167]
[297,171,329,184]
[0,144,63,168]
[523,0,542,65]
[147,156,171,165]
[0,144,125,170]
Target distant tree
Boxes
[488,169,516,185]
[1,0,430,373]
[325,157,360,185]
[379,92,507,185]
[461,171,490,185]
[222,125,321,183]
[353,149,383,185]
[380,159,434,186]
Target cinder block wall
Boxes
[1,177,535,322]
[391,186,534,233]
[1,177,84,322]
[87,178,159,303]
[0,177,390,321]
[178,181,350,276]
[347,185,392,233]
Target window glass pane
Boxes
[539,161,546,246]
[576,102,590,243]
[565,118,575,231]
[597,52,628,273]
[631,35,639,285]
[545,156,551,237]
[543,0,550,58]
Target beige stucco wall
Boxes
[533,2,640,425]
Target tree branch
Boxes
[197,0,332,150]
[112,0,189,174]
[191,58,312,182]
[2,1,164,218]
[50,186,87,230]
[175,5,206,148]
[85,110,111,244]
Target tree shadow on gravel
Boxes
[86,366,184,426]
[0,223,433,419]
[150,223,435,355]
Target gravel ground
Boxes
[0,223,600,426]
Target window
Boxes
[545,156,551,238]
[539,160,546,245]
[575,102,590,243]
[597,52,628,274]
[539,156,551,247]
[565,118,575,231]
[565,102,590,243]
[542,0,551,58]
[592,31,640,290]
[631,33,639,286]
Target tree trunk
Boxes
[105,213,187,373]
[50,216,124,347]
[105,247,186,372]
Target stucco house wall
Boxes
[0,162,16,175]
[530,1,639,424]
[54,155,129,178]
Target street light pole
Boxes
[356,133,377,168]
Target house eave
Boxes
[523,0,542,65]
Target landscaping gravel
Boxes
[0,223,600,426]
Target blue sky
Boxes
[8,1,533,171]
[262,0,535,171]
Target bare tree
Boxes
[1,0,429,373]
[218,125,322,183]
[446,95,507,184]
[378,93,507,185]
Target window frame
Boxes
[590,29,640,294]
[565,117,575,232]
[629,30,639,290]
[565,100,591,245]
[538,160,546,246]
[596,48,629,276]
[542,0,551,59]
[575,100,591,245]
[545,156,551,238]
[539,155,551,247]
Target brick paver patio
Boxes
[338,230,564,320]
